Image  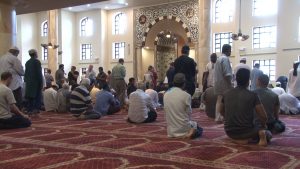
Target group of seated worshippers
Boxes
[216,68,286,146]
[43,82,71,113]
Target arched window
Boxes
[80,17,93,36]
[214,0,235,23]
[113,12,126,35]
[41,20,48,37]
[253,0,277,16]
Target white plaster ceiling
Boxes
[6,0,183,14]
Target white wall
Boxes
[107,8,135,82]
[60,10,76,74]
[17,13,38,66]
[277,0,300,77]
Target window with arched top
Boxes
[80,17,93,36]
[214,0,235,23]
[41,20,48,37]
[113,12,126,35]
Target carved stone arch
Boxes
[142,16,192,48]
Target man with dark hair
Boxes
[250,63,263,90]
[174,45,197,96]
[55,64,65,88]
[68,66,77,86]
[94,84,120,116]
[166,62,175,88]
[203,53,217,91]
[164,73,203,139]
[96,67,107,89]
[44,69,54,88]
[111,59,126,107]
[127,77,137,97]
[220,68,271,146]
[254,74,285,134]
[25,49,43,115]
[233,57,251,87]
[128,83,157,123]
[0,47,24,109]
[214,44,233,123]
[0,71,31,129]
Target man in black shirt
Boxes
[174,45,197,96]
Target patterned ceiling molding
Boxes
[134,0,199,47]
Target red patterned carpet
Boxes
[0,110,299,169]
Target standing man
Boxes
[44,68,54,88]
[233,57,251,87]
[111,59,126,107]
[0,47,24,109]
[68,66,77,86]
[203,53,217,91]
[250,63,263,91]
[0,72,31,129]
[55,64,65,88]
[96,67,107,89]
[174,45,197,96]
[214,44,233,123]
[86,65,97,84]
[24,49,43,115]
[166,62,175,89]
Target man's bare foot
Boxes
[184,128,196,139]
[258,130,268,146]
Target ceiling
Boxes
[5,0,179,15]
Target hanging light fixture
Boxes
[232,0,249,41]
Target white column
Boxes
[198,0,212,88]
[47,10,58,76]
[0,2,17,55]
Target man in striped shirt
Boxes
[70,78,101,120]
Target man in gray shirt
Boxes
[220,68,271,146]
[250,63,263,90]
[214,44,233,123]
[254,74,285,134]
[0,72,31,129]
[111,59,126,107]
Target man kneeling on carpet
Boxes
[127,84,157,123]
[94,83,121,116]
[220,68,271,146]
[254,74,285,134]
[0,72,31,129]
[164,73,203,139]
[70,78,101,120]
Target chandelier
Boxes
[232,0,249,41]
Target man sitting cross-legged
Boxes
[127,84,157,123]
[0,72,31,129]
[94,83,121,116]
[70,78,101,120]
[164,73,203,139]
[254,74,285,134]
[220,68,271,146]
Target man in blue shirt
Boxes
[94,84,120,116]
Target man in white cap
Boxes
[0,47,24,109]
[271,82,286,96]
[164,73,203,139]
[24,49,43,115]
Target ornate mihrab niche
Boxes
[134,0,199,47]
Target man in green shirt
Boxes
[111,59,126,107]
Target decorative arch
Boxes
[142,16,191,47]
